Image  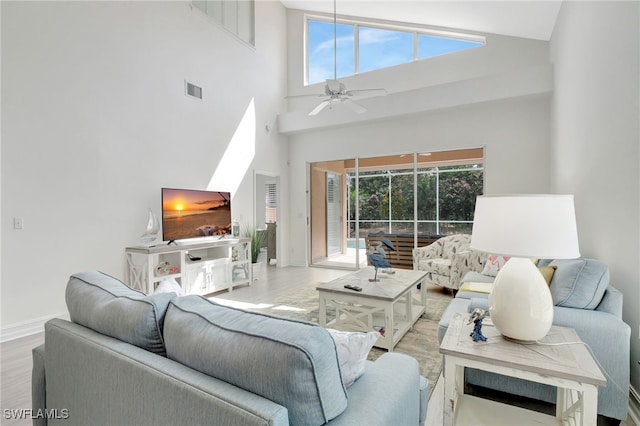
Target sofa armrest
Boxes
[413,242,442,269]
[596,285,623,318]
[330,353,423,425]
[553,307,630,420]
[32,344,47,426]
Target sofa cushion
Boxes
[461,271,496,284]
[164,296,348,426]
[549,258,609,309]
[65,271,175,356]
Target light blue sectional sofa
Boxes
[33,271,428,426]
[437,258,630,422]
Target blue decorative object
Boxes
[368,253,391,282]
[468,308,488,342]
[381,239,396,252]
[368,238,396,279]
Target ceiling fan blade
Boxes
[286,93,326,99]
[342,98,367,114]
[309,100,331,116]
[346,88,387,97]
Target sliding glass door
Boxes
[310,148,484,270]
[416,149,484,235]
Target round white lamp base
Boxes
[488,257,553,343]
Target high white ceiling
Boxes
[278,0,563,41]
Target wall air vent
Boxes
[185,81,203,100]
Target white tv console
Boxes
[125,238,252,296]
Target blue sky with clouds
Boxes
[308,20,483,85]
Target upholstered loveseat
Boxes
[32,271,428,426]
[412,234,486,291]
[437,258,630,422]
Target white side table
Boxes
[439,315,606,425]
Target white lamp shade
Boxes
[470,194,580,259]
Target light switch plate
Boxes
[13,217,24,229]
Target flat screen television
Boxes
[161,188,232,242]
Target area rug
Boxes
[212,283,452,396]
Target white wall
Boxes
[550,1,640,394]
[287,97,551,266]
[1,0,288,336]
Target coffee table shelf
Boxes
[316,267,427,351]
[452,394,560,425]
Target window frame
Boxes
[193,0,255,47]
[265,182,277,224]
[305,14,486,86]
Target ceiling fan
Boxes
[290,0,386,116]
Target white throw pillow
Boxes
[327,328,380,387]
[481,255,510,277]
[154,277,184,296]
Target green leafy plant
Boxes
[242,224,265,263]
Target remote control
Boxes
[344,284,362,292]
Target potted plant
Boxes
[242,224,266,279]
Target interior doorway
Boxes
[254,171,279,266]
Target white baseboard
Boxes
[629,385,640,426]
[1,311,69,342]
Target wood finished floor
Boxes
[1,263,628,425]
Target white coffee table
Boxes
[439,315,607,425]
[316,267,427,351]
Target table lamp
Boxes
[470,194,580,343]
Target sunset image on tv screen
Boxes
[162,188,231,241]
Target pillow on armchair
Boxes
[480,255,510,277]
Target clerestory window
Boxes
[193,0,255,46]
[306,16,485,85]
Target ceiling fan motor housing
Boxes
[325,79,347,95]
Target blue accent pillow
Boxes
[549,258,609,309]
[164,296,348,425]
[66,271,175,356]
